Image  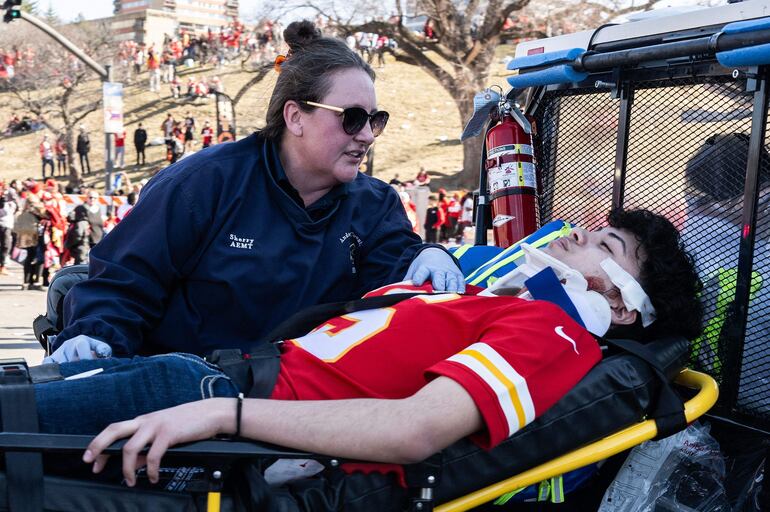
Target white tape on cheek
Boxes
[600,258,657,327]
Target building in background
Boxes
[111,0,239,48]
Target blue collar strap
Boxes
[525,267,585,328]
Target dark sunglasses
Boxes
[303,101,389,137]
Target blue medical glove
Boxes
[43,334,113,364]
[404,248,466,293]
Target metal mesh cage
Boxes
[535,88,618,230]
[740,116,770,419]
[625,77,753,390]
[532,75,770,429]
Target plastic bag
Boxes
[10,246,27,264]
[599,422,730,512]
[732,455,765,512]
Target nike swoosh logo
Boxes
[555,326,579,354]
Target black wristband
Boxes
[235,392,244,438]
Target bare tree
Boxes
[0,18,113,187]
[278,0,665,187]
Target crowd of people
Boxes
[15,112,222,187]
[0,178,143,288]
[158,111,217,163]
[27,126,93,180]
[346,31,397,69]
[3,112,44,137]
[0,45,32,79]
[23,111,221,181]
[423,189,473,244]
[388,166,474,244]
[116,19,284,96]
[118,36,230,98]
[168,74,224,100]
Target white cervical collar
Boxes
[480,244,612,336]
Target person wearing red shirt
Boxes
[53,135,67,176]
[437,188,451,243]
[39,134,54,179]
[23,210,701,488]
[1,48,14,79]
[423,194,445,243]
[147,48,161,93]
[114,130,126,168]
[414,166,431,187]
[200,120,214,148]
[446,192,462,242]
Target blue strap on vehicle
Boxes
[717,43,770,67]
[721,18,770,34]
[717,18,770,67]
[506,48,589,89]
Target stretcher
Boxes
[0,332,716,512]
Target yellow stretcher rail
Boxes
[207,492,221,511]
[435,369,718,512]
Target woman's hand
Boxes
[405,248,465,293]
[83,398,233,486]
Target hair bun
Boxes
[284,21,322,52]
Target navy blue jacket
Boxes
[58,133,425,356]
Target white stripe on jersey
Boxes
[448,342,536,436]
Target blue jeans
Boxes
[34,354,240,435]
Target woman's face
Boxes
[298,68,378,185]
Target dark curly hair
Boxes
[606,209,703,341]
[261,21,375,141]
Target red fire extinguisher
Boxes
[485,103,540,248]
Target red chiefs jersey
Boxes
[271,282,601,450]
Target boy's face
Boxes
[545,226,642,288]
[544,226,644,325]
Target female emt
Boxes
[46,21,463,363]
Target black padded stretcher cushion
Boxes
[340,336,690,510]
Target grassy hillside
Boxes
[0,45,514,190]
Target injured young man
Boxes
[27,209,702,486]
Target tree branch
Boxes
[429,0,467,55]
[72,102,100,126]
[394,36,457,92]
[287,2,337,21]
[464,0,481,22]
[500,0,533,22]
[551,0,658,22]
[233,64,273,106]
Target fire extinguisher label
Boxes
[492,214,516,227]
[487,144,534,159]
[489,161,537,193]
